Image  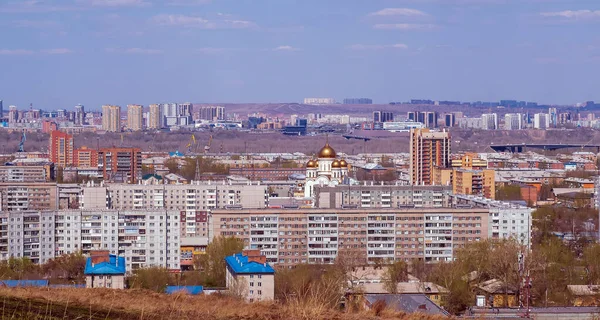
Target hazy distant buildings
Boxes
[8,106,18,123]
[74,104,85,125]
[373,111,393,123]
[303,98,335,105]
[0,100,3,119]
[504,113,523,130]
[444,113,456,127]
[148,104,162,129]
[198,106,225,121]
[481,113,498,130]
[126,104,143,131]
[407,111,438,128]
[534,113,550,129]
[343,98,372,104]
[102,105,121,132]
[410,128,451,185]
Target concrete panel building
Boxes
[126,104,143,131]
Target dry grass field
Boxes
[0,287,447,320]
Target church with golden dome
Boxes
[304,141,350,197]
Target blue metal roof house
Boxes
[165,286,204,295]
[84,251,126,289]
[225,250,275,302]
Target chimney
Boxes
[90,250,110,266]
[418,304,428,310]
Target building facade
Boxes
[303,98,335,105]
[148,104,162,129]
[410,128,451,185]
[313,184,451,209]
[1,209,181,271]
[98,147,142,183]
[74,146,99,168]
[102,105,121,132]
[126,104,143,131]
[225,250,275,302]
[212,208,492,266]
[504,113,523,130]
[0,182,59,212]
[49,131,74,167]
[198,106,225,121]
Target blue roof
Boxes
[165,286,204,295]
[84,255,126,275]
[225,253,275,275]
[0,280,48,287]
[169,151,184,157]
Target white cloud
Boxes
[42,48,73,54]
[369,8,428,17]
[152,14,256,29]
[79,0,150,7]
[106,48,162,54]
[348,43,408,50]
[274,45,299,52]
[373,23,435,30]
[0,49,34,55]
[540,10,600,19]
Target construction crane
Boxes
[186,134,197,153]
[17,130,26,152]
[204,135,213,153]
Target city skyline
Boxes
[1,0,600,108]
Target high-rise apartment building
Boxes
[198,106,225,121]
[74,104,85,125]
[98,147,142,183]
[481,113,498,130]
[74,146,99,168]
[148,104,162,129]
[504,113,523,130]
[410,128,451,185]
[407,111,438,128]
[533,113,550,129]
[126,104,143,131]
[102,105,121,132]
[444,113,456,127]
[49,130,74,167]
[8,106,18,123]
[373,111,393,123]
[0,209,181,270]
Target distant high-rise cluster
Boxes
[343,98,372,104]
[373,110,393,123]
[481,113,498,130]
[198,106,225,121]
[162,103,192,126]
[407,111,438,128]
[148,104,162,129]
[74,104,85,125]
[504,113,523,130]
[102,105,121,132]
[303,98,335,105]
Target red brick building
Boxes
[98,147,142,183]
[74,146,99,168]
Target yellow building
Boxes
[451,152,488,169]
[102,105,121,132]
[127,104,143,131]
[433,167,495,199]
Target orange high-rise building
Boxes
[49,131,73,167]
[410,128,450,185]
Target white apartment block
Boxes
[534,113,550,129]
[303,98,336,105]
[1,210,181,272]
[481,113,498,130]
[504,113,523,130]
[80,181,268,239]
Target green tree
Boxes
[383,260,409,293]
[128,267,172,292]
[194,236,244,287]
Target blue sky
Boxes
[1,0,600,110]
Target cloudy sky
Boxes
[1,0,599,110]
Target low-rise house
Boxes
[362,294,449,317]
[474,279,518,308]
[225,250,275,302]
[84,251,126,289]
[568,285,600,306]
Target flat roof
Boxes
[212,208,489,214]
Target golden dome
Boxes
[332,160,341,168]
[318,143,337,158]
[339,159,348,167]
[306,160,318,168]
